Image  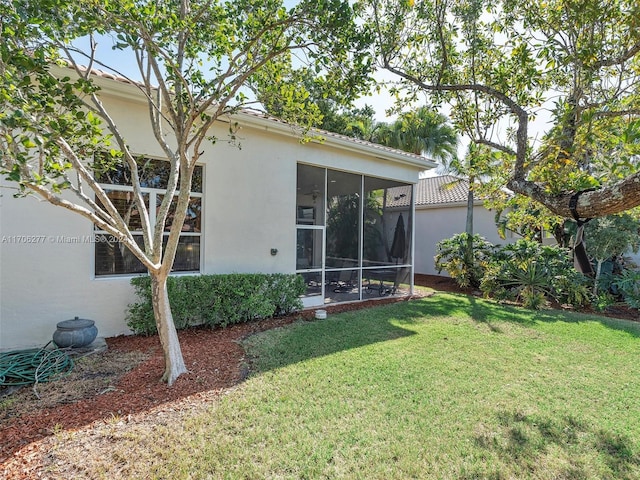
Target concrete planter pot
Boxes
[53,316,98,348]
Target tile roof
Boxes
[384,185,414,208]
[415,175,470,206]
[385,175,471,209]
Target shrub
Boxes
[613,269,640,310]
[481,239,591,309]
[434,233,494,288]
[126,282,158,336]
[127,273,305,335]
[266,274,308,315]
[501,257,552,309]
[552,269,592,308]
[593,291,617,312]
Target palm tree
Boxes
[378,107,459,163]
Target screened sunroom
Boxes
[296,163,414,307]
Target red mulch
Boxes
[1,274,637,476]
[0,294,412,467]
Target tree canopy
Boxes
[0,0,371,384]
[365,0,640,219]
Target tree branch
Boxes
[592,42,640,69]
[25,183,159,272]
[474,138,516,156]
[508,173,640,218]
[382,62,530,179]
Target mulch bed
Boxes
[0,294,412,466]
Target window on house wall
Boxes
[94,157,203,276]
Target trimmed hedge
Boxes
[126,273,305,335]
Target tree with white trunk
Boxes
[0,0,371,384]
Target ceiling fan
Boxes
[298,184,321,201]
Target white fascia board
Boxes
[231,110,439,172]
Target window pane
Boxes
[326,170,361,268]
[95,157,170,188]
[94,152,133,185]
[157,195,202,233]
[95,234,200,275]
[191,165,203,193]
[138,157,172,189]
[95,154,202,193]
[96,191,149,231]
[169,236,200,272]
[296,228,323,270]
[95,234,146,276]
[363,178,412,266]
[299,272,322,298]
[296,164,325,225]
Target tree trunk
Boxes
[150,271,188,385]
[593,259,603,297]
[464,185,474,278]
[465,186,474,237]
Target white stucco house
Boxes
[411,175,514,276]
[0,69,436,350]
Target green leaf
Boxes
[20,137,36,148]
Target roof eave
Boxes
[233,110,438,171]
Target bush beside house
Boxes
[127,273,305,335]
[435,235,639,312]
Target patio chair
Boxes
[332,261,358,292]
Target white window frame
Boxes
[94,161,203,277]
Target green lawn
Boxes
[56,294,640,479]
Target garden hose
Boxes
[0,342,74,387]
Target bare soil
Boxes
[1,275,637,478]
